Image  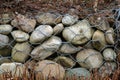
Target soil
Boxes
[0,0,119,18]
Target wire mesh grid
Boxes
[0,0,120,80]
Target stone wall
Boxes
[0,12,118,79]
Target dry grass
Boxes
[0,66,120,80]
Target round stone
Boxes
[0,24,13,35]
[11,30,29,42]
[102,48,116,61]
[53,23,64,35]
[30,25,53,44]
[63,20,93,45]
[92,30,107,51]
[34,60,65,80]
[0,34,9,48]
[54,56,76,68]
[62,14,78,25]
[12,42,32,63]
[11,14,36,33]
[31,36,62,60]
[66,68,91,80]
[99,62,117,77]
[76,49,103,69]
[105,28,115,44]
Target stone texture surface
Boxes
[99,62,117,77]
[30,25,53,44]
[0,34,9,48]
[36,12,62,25]
[12,42,32,63]
[62,14,78,25]
[54,56,75,68]
[0,13,14,24]
[31,36,62,60]
[53,23,64,35]
[76,49,103,69]
[11,14,36,33]
[0,63,28,77]
[0,24,13,35]
[59,43,81,54]
[63,20,93,45]
[105,28,115,44]
[66,68,91,80]
[102,48,116,61]
[34,60,65,80]
[92,30,107,51]
[11,30,29,42]
[0,57,11,65]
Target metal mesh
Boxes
[0,0,120,79]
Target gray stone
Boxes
[34,60,65,80]
[99,62,117,77]
[92,30,107,51]
[59,43,81,54]
[11,30,29,42]
[63,20,93,45]
[31,36,62,60]
[11,14,36,33]
[36,12,62,25]
[66,68,91,80]
[103,48,116,61]
[54,56,76,68]
[53,23,64,35]
[105,28,115,44]
[0,63,28,77]
[12,42,32,63]
[0,13,14,24]
[0,57,11,65]
[0,46,11,57]
[0,34,9,48]
[76,49,103,69]
[88,16,110,31]
[62,14,78,25]
[0,24,13,35]
[30,25,53,44]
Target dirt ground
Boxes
[0,0,119,17]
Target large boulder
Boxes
[30,25,53,44]
[31,36,62,60]
[34,60,65,80]
[76,49,103,69]
[12,42,32,63]
[63,20,93,45]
